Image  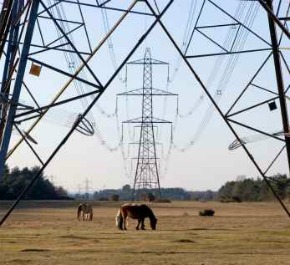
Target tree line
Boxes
[77,186,218,201]
[82,174,289,202]
[218,173,290,202]
[0,164,288,202]
[0,165,70,200]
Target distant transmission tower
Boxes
[121,48,176,200]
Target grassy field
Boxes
[1,200,290,265]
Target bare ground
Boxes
[1,201,290,265]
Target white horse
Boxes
[77,203,93,221]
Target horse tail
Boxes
[77,204,82,220]
[116,209,123,230]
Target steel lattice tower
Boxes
[121,48,174,200]
[134,48,161,198]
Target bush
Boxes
[98,197,109,201]
[155,198,171,203]
[199,209,215,216]
[110,194,119,201]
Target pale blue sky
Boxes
[2,0,290,192]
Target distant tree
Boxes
[111,194,119,201]
[122,184,131,192]
[258,178,273,201]
[189,190,218,201]
[55,186,70,199]
[202,190,216,201]
[121,184,131,200]
[93,191,99,200]
[270,174,289,199]
[218,173,289,202]
[147,192,155,202]
[0,165,70,200]
[218,181,236,202]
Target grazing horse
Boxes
[116,203,157,230]
[115,208,130,228]
[77,203,93,221]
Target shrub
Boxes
[155,198,171,203]
[199,209,215,216]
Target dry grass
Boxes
[1,201,290,265]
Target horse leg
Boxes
[141,218,145,230]
[123,213,127,230]
[126,218,129,227]
[136,219,141,230]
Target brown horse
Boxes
[116,203,157,230]
[77,203,93,221]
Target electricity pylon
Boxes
[1,0,290,225]
[120,48,175,200]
